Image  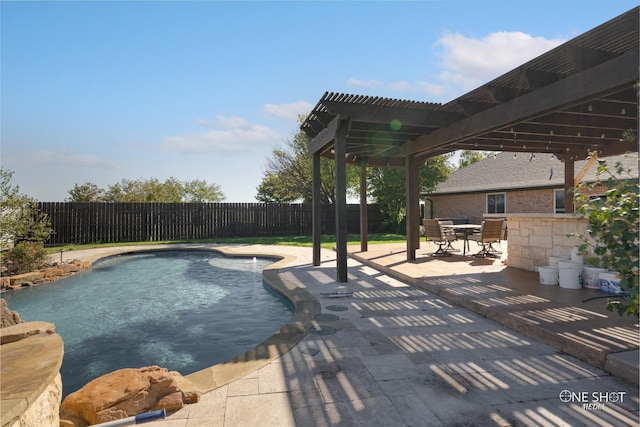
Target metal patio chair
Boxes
[423,219,458,256]
[467,219,504,258]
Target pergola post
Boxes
[359,161,368,252]
[335,119,349,282]
[312,152,321,266]
[405,155,418,261]
[413,160,421,250]
[564,160,575,214]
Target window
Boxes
[555,189,565,213]
[487,193,505,214]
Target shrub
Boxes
[574,154,639,317]
[2,241,49,275]
[1,169,53,251]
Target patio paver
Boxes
[56,243,639,426]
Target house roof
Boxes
[302,7,638,166]
[430,153,639,195]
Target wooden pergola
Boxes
[301,7,639,282]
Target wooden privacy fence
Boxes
[38,202,387,245]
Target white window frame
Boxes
[486,192,506,214]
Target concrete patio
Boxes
[119,241,639,427]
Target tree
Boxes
[368,168,406,231]
[0,169,53,250]
[66,182,104,202]
[183,179,225,202]
[255,172,286,203]
[457,150,495,169]
[104,178,146,202]
[142,177,182,202]
[70,177,226,203]
[369,155,451,232]
[256,117,359,204]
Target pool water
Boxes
[3,250,293,397]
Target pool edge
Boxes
[184,246,321,394]
[73,244,320,395]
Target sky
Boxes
[2,1,637,202]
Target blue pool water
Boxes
[3,250,293,397]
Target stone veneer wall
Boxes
[506,213,588,271]
[9,374,62,427]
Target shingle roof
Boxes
[430,153,638,195]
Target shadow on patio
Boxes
[260,259,639,426]
[347,240,639,384]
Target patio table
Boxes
[441,224,481,256]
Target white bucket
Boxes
[599,271,623,294]
[558,261,582,289]
[538,266,559,285]
[570,247,584,264]
[582,266,606,289]
[548,256,570,267]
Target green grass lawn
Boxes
[46,234,407,254]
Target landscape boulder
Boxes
[43,267,65,279]
[61,365,200,425]
[0,298,24,327]
[59,261,84,274]
[8,271,44,287]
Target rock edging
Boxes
[1,259,91,291]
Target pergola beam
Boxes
[396,51,638,158]
[321,100,464,128]
[307,115,340,155]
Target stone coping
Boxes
[505,213,587,220]
[0,321,56,345]
[28,244,321,396]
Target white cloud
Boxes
[263,101,313,120]
[388,80,447,98]
[163,116,282,154]
[435,31,566,90]
[347,78,383,89]
[31,149,118,168]
[346,31,565,101]
[415,81,448,98]
[388,80,414,92]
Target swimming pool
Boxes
[3,250,294,397]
